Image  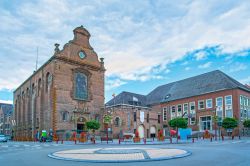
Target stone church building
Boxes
[13,26,105,140]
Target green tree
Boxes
[86,120,101,133]
[168,117,188,129]
[222,118,238,130]
[103,114,112,124]
[168,117,188,143]
[243,119,250,128]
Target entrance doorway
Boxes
[138,125,144,138]
[77,124,85,134]
[150,126,156,138]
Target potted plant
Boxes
[133,130,140,143]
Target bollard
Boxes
[192,138,194,143]
[232,136,234,140]
[222,135,224,141]
[210,137,212,142]
[239,135,241,140]
[75,140,77,144]
[170,137,172,144]
[119,139,121,144]
[61,139,64,144]
[56,140,58,144]
[144,138,146,144]
[93,139,95,144]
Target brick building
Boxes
[0,103,14,136]
[13,26,105,140]
[105,92,160,139]
[107,70,250,137]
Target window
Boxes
[183,103,188,115]
[225,109,233,118]
[134,112,137,122]
[200,116,212,131]
[114,117,121,127]
[171,106,176,113]
[74,72,88,100]
[62,112,68,121]
[216,97,223,120]
[190,117,196,125]
[163,107,167,121]
[177,104,182,116]
[177,105,182,112]
[189,102,195,113]
[158,114,161,123]
[171,106,176,119]
[206,99,213,109]
[147,113,149,123]
[225,95,232,105]
[216,97,223,107]
[198,100,205,110]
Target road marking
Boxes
[23,144,30,147]
[232,141,242,144]
[13,145,20,147]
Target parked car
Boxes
[0,134,8,142]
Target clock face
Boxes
[79,51,86,59]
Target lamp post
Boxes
[212,106,218,141]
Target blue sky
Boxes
[0,0,250,104]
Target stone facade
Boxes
[105,105,160,139]
[13,26,105,140]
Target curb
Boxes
[48,148,192,163]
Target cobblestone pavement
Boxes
[49,147,190,162]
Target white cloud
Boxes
[105,79,127,91]
[229,63,247,73]
[0,0,250,91]
[185,67,191,71]
[194,51,207,60]
[198,62,212,69]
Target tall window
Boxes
[133,112,137,122]
[163,107,167,121]
[158,115,161,123]
[114,117,121,127]
[183,103,188,117]
[189,102,196,125]
[206,99,213,109]
[216,97,223,120]
[177,104,182,116]
[225,95,232,105]
[62,112,69,121]
[147,113,149,123]
[225,95,233,118]
[171,106,176,119]
[74,72,88,100]
[198,100,205,110]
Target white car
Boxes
[0,135,8,142]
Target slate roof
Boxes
[106,70,250,107]
[105,91,147,107]
[0,103,13,116]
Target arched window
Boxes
[32,83,35,95]
[74,72,88,100]
[46,72,51,92]
[38,78,41,96]
[62,111,69,121]
[114,117,121,127]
